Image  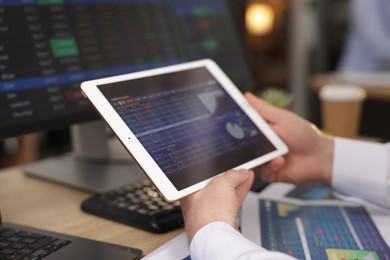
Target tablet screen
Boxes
[97,67,276,190]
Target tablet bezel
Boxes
[81,59,288,201]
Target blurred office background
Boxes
[1,0,389,168]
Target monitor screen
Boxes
[0,0,255,139]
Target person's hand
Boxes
[180,169,254,242]
[245,92,334,185]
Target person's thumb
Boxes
[245,92,284,124]
[222,169,251,188]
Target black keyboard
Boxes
[81,179,183,233]
[0,226,71,260]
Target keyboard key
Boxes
[29,237,57,250]
[0,227,71,260]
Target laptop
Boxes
[0,211,142,260]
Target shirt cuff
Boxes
[333,137,389,207]
[190,222,265,260]
[190,222,297,260]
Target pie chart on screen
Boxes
[226,122,245,139]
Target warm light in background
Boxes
[245,3,275,36]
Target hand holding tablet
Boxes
[81,59,288,201]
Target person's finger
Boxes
[222,169,251,188]
[257,164,279,183]
[244,92,284,124]
[181,170,250,204]
[257,167,272,182]
[269,157,285,171]
[235,170,255,205]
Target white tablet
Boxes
[81,59,288,201]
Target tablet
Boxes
[81,59,288,201]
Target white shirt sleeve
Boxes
[190,222,297,260]
[332,137,390,209]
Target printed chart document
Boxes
[241,183,390,260]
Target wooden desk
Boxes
[311,73,390,101]
[0,167,183,256]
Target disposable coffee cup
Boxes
[319,84,367,138]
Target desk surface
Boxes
[0,167,183,256]
[311,73,390,101]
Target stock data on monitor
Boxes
[0,0,254,138]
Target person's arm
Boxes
[180,93,390,259]
[180,170,297,260]
[332,137,390,208]
[190,222,296,260]
[338,0,390,70]
[350,0,390,61]
[246,92,390,209]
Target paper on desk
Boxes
[241,183,390,259]
[142,232,190,260]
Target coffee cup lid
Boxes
[319,84,367,102]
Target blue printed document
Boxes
[241,183,390,260]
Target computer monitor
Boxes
[0,0,255,192]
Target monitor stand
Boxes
[24,120,145,193]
